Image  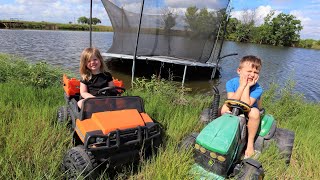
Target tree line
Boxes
[77,16,101,25]
[225,10,320,49]
[162,7,319,49]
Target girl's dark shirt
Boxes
[80,72,113,96]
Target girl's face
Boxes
[237,62,260,82]
[86,55,101,74]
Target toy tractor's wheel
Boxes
[57,106,69,123]
[179,133,198,151]
[235,159,265,180]
[274,128,295,164]
[62,145,97,179]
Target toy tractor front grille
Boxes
[194,144,233,177]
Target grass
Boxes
[0,54,320,179]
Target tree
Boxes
[233,9,257,42]
[91,18,101,25]
[77,17,101,25]
[161,8,177,55]
[185,6,219,38]
[254,11,274,44]
[161,8,177,32]
[225,17,241,40]
[264,13,302,46]
[298,39,314,48]
[77,16,88,24]
[185,6,199,33]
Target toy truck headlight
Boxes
[88,137,105,144]
[96,137,104,143]
[88,137,96,144]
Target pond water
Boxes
[1,29,320,102]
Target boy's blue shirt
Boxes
[226,77,263,108]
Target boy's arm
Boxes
[228,74,250,100]
[240,86,256,106]
[227,86,245,100]
[241,75,260,106]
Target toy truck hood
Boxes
[76,109,153,136]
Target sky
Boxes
[0,0,319,40]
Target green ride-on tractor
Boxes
[57,75,162,179]
[181,86,295,179]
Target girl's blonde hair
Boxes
[79,47,107,81]
[239,55,262,71]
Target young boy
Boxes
[220,55,263,158]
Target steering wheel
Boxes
[97,86,126,96]
[225,99,251,113]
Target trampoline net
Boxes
[101,0,230,63]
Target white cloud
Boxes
[231,5,281,25]
[0,4,26,15]
[0,0,111,24]
[290,10,311,26]
[289,10,320,39]
[16,0,58,5]
[165,0,227,9]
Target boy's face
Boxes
[237,62,260,83]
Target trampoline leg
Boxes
[211,67,216,80]
[182,65,187,87]
[131,60,135,86]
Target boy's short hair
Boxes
[239,55,262,70]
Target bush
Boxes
[0,54,65,88]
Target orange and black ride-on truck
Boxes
[57,75,162,179]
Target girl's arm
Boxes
[108,81,115,87]
[79,82,94,99]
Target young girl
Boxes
[77,47,114,108]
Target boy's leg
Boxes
[246,107,260,157]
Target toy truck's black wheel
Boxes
[57,106,69,123]
[235,159,265,180]
[152,136,162,150]
[62,145,97,179]
[275,128,295,164]
[179,133,198,151]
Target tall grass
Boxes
[0,54,319,179]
